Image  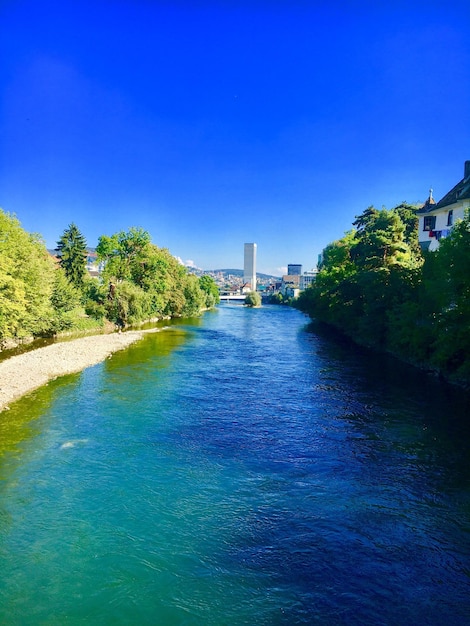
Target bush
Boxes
[244,291,261,307]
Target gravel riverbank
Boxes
[0,330,149,411]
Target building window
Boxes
[423,216,436,231]
[447,210,453,226]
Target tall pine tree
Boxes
[56,223,87,289]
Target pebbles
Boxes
[0,331,146,411]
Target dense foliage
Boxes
[0,210,55,339]
[295,204,470,385]
[199,274,221,308]
[96,227,209,326]
[0,211,214,343]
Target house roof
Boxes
[433,178,470,210]
[418,160,470,214]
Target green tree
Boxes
[82,278,107,320]
[296,231,360,334]
[106,281,151,328]
[182,274,206,316]
[96,227,151,284]
[297,206,424,349]
[56,223,88,288]
[352,208,412,270]
[245,291,261,307]
[98,227,208,326]
[425,210,470,379]
[199,275,220,308]
[392,202,422,258]
[0,209,55,339]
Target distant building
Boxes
[244,243,257,291]
[281,274,300,298]
[287,264,302,275]
[300,269,318,290]
[85,249,102,277]
[418,160,470,252]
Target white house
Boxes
[418,160,470,251]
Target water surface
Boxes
[0,305,469,625]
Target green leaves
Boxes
[297,202,470,383]
[0,209,55,339]
[244,291,261,307]
[97,227,208,325]
[56,223,88,288]
[199,275,220,307]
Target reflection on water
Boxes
[0,305,469,625]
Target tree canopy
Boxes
[97,227,211,326]
[0,215,212,344]
[245,291,262,307]
[0,209,55,339]
[199,275,220,308]
[296,203,470,384]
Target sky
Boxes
[1,0,469,276]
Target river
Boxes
[0,304,469,625]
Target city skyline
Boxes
[1,1,469,276]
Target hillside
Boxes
[212,269,280,280]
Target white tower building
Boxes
[244,243,257,291]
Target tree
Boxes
[106,281,151,328]
[392,202,422,258]
[296,231,360,334]
[297,205,425,349]
[245,291,261,307]
[97,227,208,326]
[0,209,55,339]
[425,210,470,379]
[352,208,411,270]
[96,227,151,284]
[199,275,220,308]
[182,274,206,316]
[56,223,87,288]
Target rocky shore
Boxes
[0,330,149,412]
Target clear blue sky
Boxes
[1,0,469,275]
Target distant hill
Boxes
[213,268,243,276]
[212,269,280,280]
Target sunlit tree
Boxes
[0,209,55,339]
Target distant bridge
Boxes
[218,294,246,301]
[219,293,273,302]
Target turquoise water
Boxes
[0,305,469,625]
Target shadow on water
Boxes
[308,320,470,419]
[160,310,470,624]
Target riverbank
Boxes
[0,330,152,412]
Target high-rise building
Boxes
[244,243,257,291]
[288,264,302,275]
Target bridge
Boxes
[219,294,246,301]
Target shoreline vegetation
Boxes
[0,328,158,412]
[0,214,220,348]
[295,204,470,389]
[0,211,222,413]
